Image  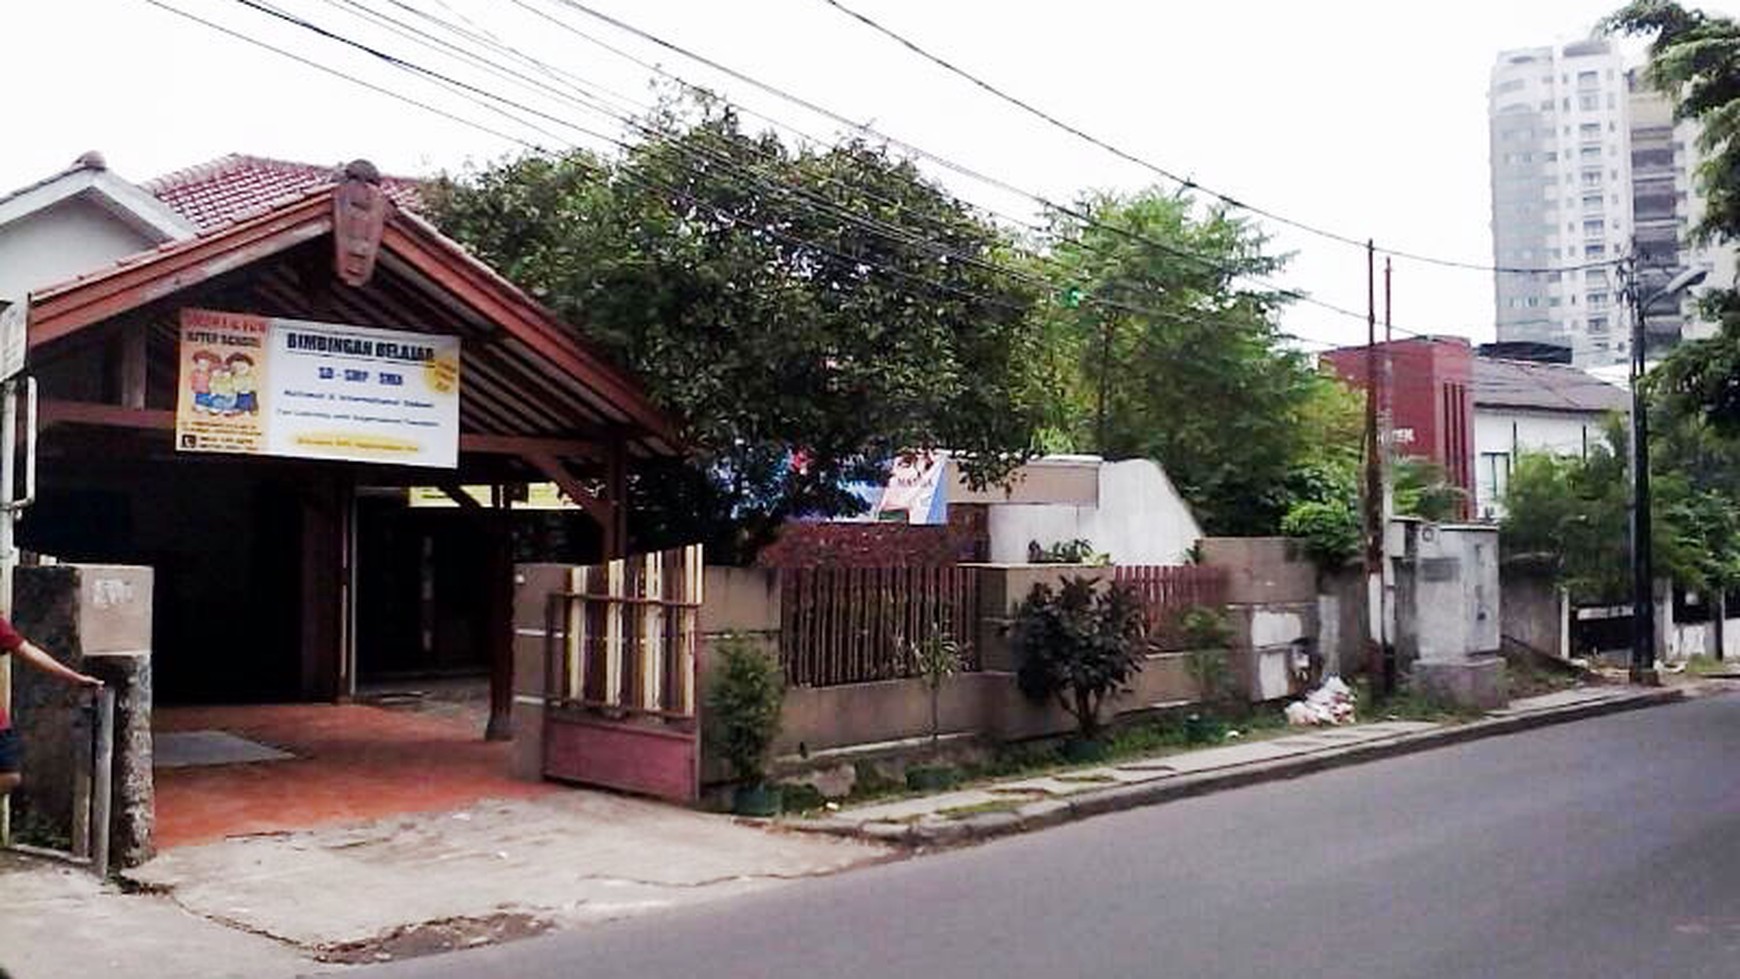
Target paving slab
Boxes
[0,851,314,979]
[126,792,885,951]
[1162,740,1311,772]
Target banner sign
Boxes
[406,483,579,510]
[175,309,460,468]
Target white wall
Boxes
[0,197,157,299]
[985,459,1201,565]
[1473,407,1613,518]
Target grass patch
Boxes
[1684,654,1732,676]
[938,798,1025,819]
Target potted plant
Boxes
[905,624,966,791]
[1012,575,1147,760]
[706,634,786,816]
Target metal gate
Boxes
[541,545,703,802]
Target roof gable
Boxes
[1473,357,1630,414]
[0,154,196,245]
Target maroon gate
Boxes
[541,545,704,802]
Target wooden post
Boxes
[484,507,515,742]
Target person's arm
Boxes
[4,641,102,688]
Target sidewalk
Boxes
[2,790,886,979]
[790,684,1696,846]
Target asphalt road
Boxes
[360,694,1740,979]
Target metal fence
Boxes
[779,566,981,687]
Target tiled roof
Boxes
[143,154,424,232]
[1473,357,1630,414]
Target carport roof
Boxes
[26,181,680,460]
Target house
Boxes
[1471,357,1629,518]
[0,149,677,711]
[1321,337,1476,514]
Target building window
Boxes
[1587,243,1607,257]
[1578,70,1599,88]
[1588,291,1609,308]
[1545,151,1558,162]
[1579,92,1600,111]
[1584,219,1605,236]
[1580,122,1601,139]
[1582,194,1604,210]
[1589,315,1610,332]
[1580,145,1602,160]
[1582,170,1603,187]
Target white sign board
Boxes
[0,299,26,382]
[175,309,461,468]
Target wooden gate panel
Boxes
[541,545,703,803]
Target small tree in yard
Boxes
[910,625,965,753]
[707,635,785,806]
[1013,576,1148,745]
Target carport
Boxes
[19,162,679,742]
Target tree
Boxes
[428,99,1042,562]
[1030,189,1361,535]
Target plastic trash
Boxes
[1285,675,1357,726]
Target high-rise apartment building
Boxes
[1628,70,1736,349]
[1488,40,1634,367]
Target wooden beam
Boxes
[460,432,606,459]
[436,483,484,511]
[30,196,334,349]
[119,325,148,409]
[39,400,604,462]
[41,400,172,431]
[522,452,615,537]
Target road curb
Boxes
[789,687,1692,847]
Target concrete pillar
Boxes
[12,564,154,867]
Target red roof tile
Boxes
[144,154,424,232]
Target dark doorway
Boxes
[354,493,491,682]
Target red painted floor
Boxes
[153,704,554,849]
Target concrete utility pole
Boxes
[1363,241,1386,694]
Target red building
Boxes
[1321,337,1475,514]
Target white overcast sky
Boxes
[4,0,1727,350]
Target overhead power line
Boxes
[141,0,1405,355]
[809,0,1619,278]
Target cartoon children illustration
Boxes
[209,364,236,416]
[189,350,219,413]
[227,353,258,415]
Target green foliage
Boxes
[1027,538,1104,564]
[1178,605,1235,650]
[1178,607,1236,705]
[1281,499,1361,568]
[428,97,1041,562]
[908,624,966,752]
[1501,431,1633,603]
[1393,456,1466,522]
[705,634,786,784]
[1026,189,1364,535]
[1012,576,1148,741]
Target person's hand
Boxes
[73,673,103,689]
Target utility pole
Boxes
[1363,241,1385,695]
[1380,257,1395,694]
[1628,253,1656,686]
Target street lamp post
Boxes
[1629,264,1707,684]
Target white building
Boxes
[1471,356,1629,519]
[1489,40,1634,368]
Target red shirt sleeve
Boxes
[0,616,26,652]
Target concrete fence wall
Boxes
[698,563,1206,759]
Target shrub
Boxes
[1281,499,1360,568]
[1013,575,1147,742]
[706,634,786,785]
